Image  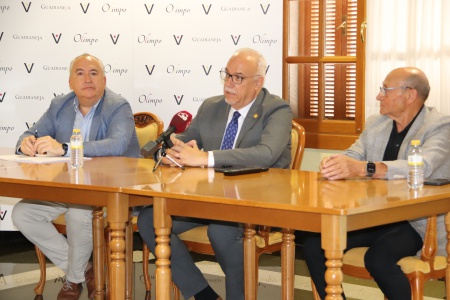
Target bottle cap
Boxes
[73,129,81,133]
[411,140,421,146]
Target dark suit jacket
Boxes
[177,88,292,169]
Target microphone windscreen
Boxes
[169,111,192,133]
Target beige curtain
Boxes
[365,0,450,118]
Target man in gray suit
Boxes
[303,67,450,300]
[12,53,140,300]
[138,48,292,300]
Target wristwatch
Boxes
[62,143,68,156]
[366,161,376,177]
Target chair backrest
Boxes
[134,112,164,149]
[290,120,306,170]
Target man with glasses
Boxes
[303,67,450,300]
[138,48,292,300]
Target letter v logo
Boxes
[260,4,270,14]
[21,2,31,12]
[202,65,212,75]
[173,35,183,45]
[110,34,120,44]
[145,65,155,75]
[144,4,154,14]
[52,33,62,44]
[0,32,3,42]
[231,35,241,45]
[24,63,34,73]
[25,122,35,129]
[80,3,90,14]
[174,95,183,105]
[0,210,7,221]
[202,4,212,15]
[0,92,5,103]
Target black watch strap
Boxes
[62,143,68,156]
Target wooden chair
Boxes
[311,215,447,300]
[154,120,305,298]
[34,111,164,296]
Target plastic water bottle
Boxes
[70,129,84,169]
[407,140,423,189]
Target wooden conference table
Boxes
[0,148,160,300]
[2,149,450,299]
[124,165,450,300]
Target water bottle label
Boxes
[408,155,423,166]
[71,142,83,148]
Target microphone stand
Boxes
[152,139,185,172]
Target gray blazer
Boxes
[16,87,140,158]
[344,106,450,255]
[177,88,293,169]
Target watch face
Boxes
[367,162,376,174]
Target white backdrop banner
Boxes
[0,0,283,148]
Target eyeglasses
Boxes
[220,69,260,85]
[379,86,413,96]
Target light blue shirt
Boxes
[66,96,101,156]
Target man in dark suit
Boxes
[138,48,292,300]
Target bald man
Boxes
[303,67,450,300]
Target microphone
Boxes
[141,110,192,158]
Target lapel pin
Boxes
[253,113,258,119]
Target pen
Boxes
[35,129,38,139]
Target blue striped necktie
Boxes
[221,111,241,150]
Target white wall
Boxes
[0,0,283,230]
[0,0,283,148]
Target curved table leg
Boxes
[281,228,295,300]
[92,206,105,300]
[244,224,256,300]
[322,215,345,300]
[445,212,450,300]
[108,193,128,300]
[154,197,172,300]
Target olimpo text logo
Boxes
[74,33,99,45]
[0,92,6,103]
[104,64,128,76]
[0,5,10,13]
[137,34,162,46]
[138,94,162,106]
[102,3,127,15]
